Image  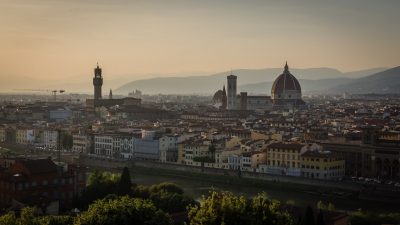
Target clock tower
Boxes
[93,63,103,100]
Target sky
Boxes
[0,0,399,91]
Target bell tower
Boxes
[93,63,103,100]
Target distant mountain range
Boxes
[114,67,389,95]
[326,66,400,94]
[2,66,398,95]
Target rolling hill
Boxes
[114,67,386,95]
[327,66,400,94]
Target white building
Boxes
[94,134,135,158]
[94,135,113,156]
[228,154,241,170]
[43,130,59,149]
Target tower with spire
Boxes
[109,89,113,99]
[93,63,103,100]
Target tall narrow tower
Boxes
[227,74,237,110]
[93,63,103,100]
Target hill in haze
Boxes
[327,66,400,94]
[115,67,386,95]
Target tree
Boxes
[134,182,195,214]
[34,216,74,225]
[75,171,120,209]
[327,203,335,211]
[116,167,133,196]
[249,193,294,225]
[316,209,325,225]
[316,201,326,210]
[187,191,248,225]
[301,206,315,225]
[74,196,173,225]
[149,182,184,195]
[187,191,294,225]
[0,209,73,225]
[149,191,196,214]
[0,212,16,225]
[18,207,36,225]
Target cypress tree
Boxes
[117,167,133,196]
[316,209,326,225]
[302,206,315,225]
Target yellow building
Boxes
[177,142,186,164]
[300,150,345,180]
[265,142,304,176]
[15,127,36,145]
[183,139,212,166]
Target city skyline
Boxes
[0,0,399,85]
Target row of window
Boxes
[302,157,341,162]
[269,153,299,160]
[269,148,299,153]
[268,160,301,168]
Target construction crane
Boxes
[14,89,66,101]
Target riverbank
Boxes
[131,164,400,213]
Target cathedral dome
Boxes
[271,62,301,95]
[213,90,224,103]
[271,62,303,106]
[213,86,227,109]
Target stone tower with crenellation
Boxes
[93,63,103,100]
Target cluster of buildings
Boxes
[0,62,399,189]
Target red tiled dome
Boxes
[271,62,301,94]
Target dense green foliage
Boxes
[74,196,173,225]
[0,208,73,225]
[316,201,335,211]
[134,182,196,213]
[0,197,172,225]
[74,170,126,209]
[7,170,394,225]
[187,191,294,225]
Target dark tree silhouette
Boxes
[316,209,325,225]
[302,206,315,225]
[117,167,133,196]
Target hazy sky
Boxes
[1,0,399,82]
